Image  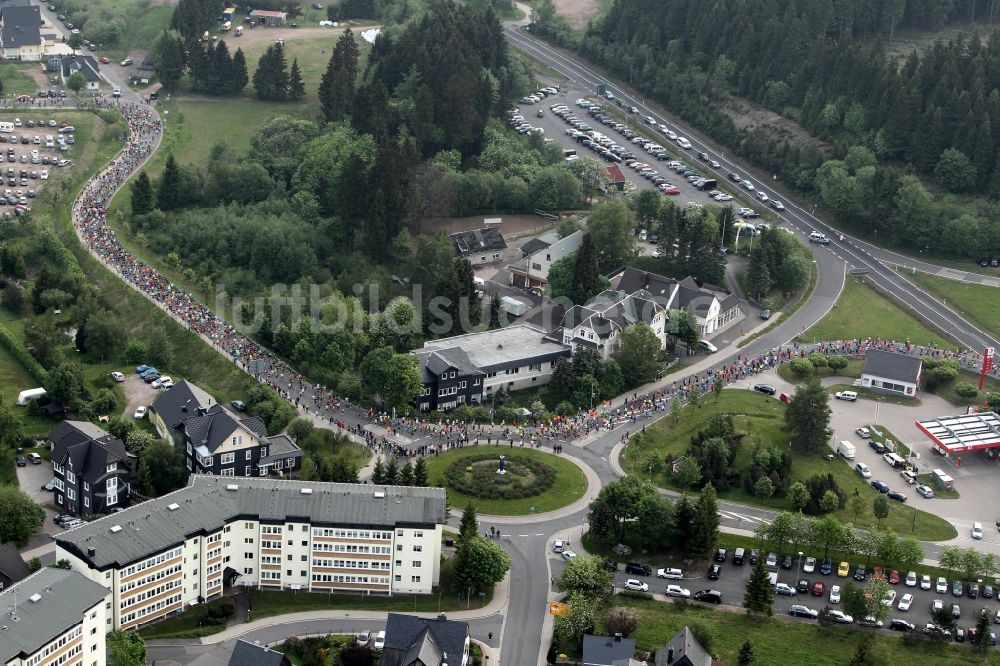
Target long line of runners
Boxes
[71,101,999,461]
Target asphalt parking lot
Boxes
[0,116,75,212]
[15,458,59,533]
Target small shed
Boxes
[249,9,287,26]
[932,468,954,490]
[605,164,627,191]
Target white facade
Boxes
[860,373,919,397]
[562,306,667,360]
[483,358,561,393]
[512,230,583,288]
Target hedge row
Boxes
[0,322,47,386]
[444,454,556,500]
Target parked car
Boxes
[15,455,26,467]
[871,480,890,493]
[838,561,850,577]
[887,490,907,503]
[133,405,147,419]
[664,584,690,598]
[655,567,681,579]
[916,484,935,498]
[624,579,648,592]
[803,557,816,574]
[889,619,915,632]
[789,604,818,618]
[855,427,871,438]
[693,589,722,604]
[707,564,721,580]
[796,579,810,593]
[561,550,577,561]
[854,565,867,581]
[753,384,776,395]
[774,583,796,596]
[812,581,826,596]
[830,585,841,604]
[827,610,853,624]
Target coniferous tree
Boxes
[130,171,153,216]
[687,483,720,559]
[155,32,185,93]
[288,58,305,100]
[384,456,399,485]
[253,43,289,101]
[738,638,754,666]
[785,375,833,454]
[319,28,359,122]
[397,460,414,486]
[413,457,428,486]
[743,557,774,616]
[371,458,386,485]
[459,501,478,541]
[229,48,249,95]
[156,154,182,211]
[571,232,600,305]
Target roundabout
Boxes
[423,446,591,516]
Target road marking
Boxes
[536,533,544,536]
[518,534,530,537]
[601,456,607,461]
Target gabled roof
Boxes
[249,9,286,17]
[449,227,508,257]
[520,237,551,257]
[656,626,712,666]
[57,475,447,571]
[48,421,128,481]
[862,349,922,384]
[0,543,30,589]
[228,640,291,666]
[151,380,216,430]
[582,634,635,666]
[562,287,665,341]
[607,266,678,305]
[0,5,41,49]
[379,613,468,666]
[605,164,626,184]
[181,405,264,453]
[0,568,108,663]
[415,346,484,382]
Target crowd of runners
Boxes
[70,100,1000,464]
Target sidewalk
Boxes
[146,572,511,648]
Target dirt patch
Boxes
[553,0,601,29]
[219,24,354,52]
[720,96,833,156]
[419,214,557,240]
[120,374,159,421]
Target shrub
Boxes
[789,358,813,376]
[0,323,47,384]
[443,454,556,500]
[808,353,828,368]
[954,382,979,399]
[827,356,848,371]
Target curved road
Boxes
[502,17,1000,356]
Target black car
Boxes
[887,490,907,503]
[869,440,887,454]
[749,549,760,565]
[714,548,727,563]
[968,582,980,599]
[753,384,776,395]
[889,619,915,632]
[231,400,246,412]
[796,579,810,593]
[759,309,772,320]
[820,557,833,575]
[871,480,890,493]
[15,456,26,467]
[625,562,652,576]
[982,584,994,599]
[854,565,867,581]
[693,589,722,604]
[728,171,742,182]
[782,555,793,570]
[707,564,721,580]
[603,558,618,572]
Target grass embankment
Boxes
[423,446,588,515]
[797,277,956,349]
[615,596,1000,666]
[623,390,956,541]
[908,271,1000,341]
[141,560,490,639]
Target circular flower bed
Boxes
[443,454,556,500]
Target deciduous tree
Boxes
[558,555,612,598]
[106,631,146,666]
[784,376,831,453]
[0,486,44,544]
[453,534,511,593]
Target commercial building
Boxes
[508,230,583,290]
[413,325,572,410]
[861,349,922,398]
[249,9,287,26]
[0,567,109,666]
[55,475,447,631]
[449,227,508,266]
[915,412,1000,456]
[47,421,132,517]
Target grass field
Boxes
[797,277,957,349]
[908,270,1000,341]
[0,62,42,97]
[625,390,956,541]
[423,446,588,515]
[614,594,1000,665]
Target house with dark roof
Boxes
[655,625,714,666]
[61,54,102,89]
[379,613,471,666]
[861,349,922,398]
[0,4,43,61]
[558,287,669,360]
[47,421,131,517]
[605,164,627,191]
[0,542,30,591]
[449,227,508,266]
[178,403,301,477]
[228,640,291,666]
[413,325,571,410]
[150,379,217,444]
[509,229,584,290]
[582,633,639,666]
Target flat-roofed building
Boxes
[0,567,108,666]
[55,475,446,631]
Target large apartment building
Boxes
[0,567,108,666]
[54,475,447,632]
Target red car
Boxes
[873,566,884,581]
[812,581,826,596]
[99,56,110,64]
[662,186,680,195]
[888,570,901,585]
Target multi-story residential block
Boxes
[0,567,108,666]
[47,421,132,517]
[55,476,446,631]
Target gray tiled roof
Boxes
[449,227,507,256]
[862,349,922,384]
[379,613,468,666]
[57,475,446,570]
[608,266,678,303]
[656,626,711,666]
[181,405,257,453]
[228,640,290,666]
[0,543,30,589]
[520,237,551,257]
[415,347,484,382]
[0,568,108,663]
[151,380,217,430]
[0,5,40,49]
[261,434,303,465]
[48,421,128,481]
[582,634,636,666]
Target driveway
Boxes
[120,374,158,421]
[15,459,59,534]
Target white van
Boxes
[676,137,692,150]
[472,277,486,293]
[16,387,46,405]
[0,122,13,133]
[698,340,718,353]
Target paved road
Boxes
[502,20,1000,356]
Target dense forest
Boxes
[532,0,1000,257]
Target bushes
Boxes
[827,356,848,371]
[0,322,47,385]
[200,599,235,627]
[789,358,814,376]
[443,454,556,500]
[808,353,828,368]
[954,382,979,399]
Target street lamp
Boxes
[797,551,804,580]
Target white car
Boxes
[827,610,853,624]
[158,379,174,390]
[133,405,146,419]
[39,170,48,180]
[150,375,172,389]
[664,585,690,598]
[920,574,932,590]
[829,585,841,604]
[657,568,683,580]
[898,593,913,611]
[713,194,733,202]
[803,557,816,574]
[883,589,896,607]
[561,550,577,561]
[855,427,871,439]
[110,371,125,382]
[624,579,649,592]
[552,539,566,553]
[936,577,948,594]
[905,571,917,587]
[373,631,385,650]
[973,522,983,539]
